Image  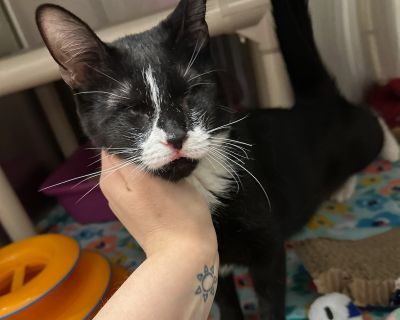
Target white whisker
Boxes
[87,150,131,168]
[40,155,136,191]
[206,152,241,193]
[74,91,130,100]
[207,115,249,134]
[127,163,147,179]
[86,147,136,151]
[216,105,236,114]
[76,157,140,203]
[210,140,249,158]
[211,137,253,147]
[188,82,215,90]
[85,64,126,88]
[210,144,246,164]
[74,155,141,190]
[188,69,222,82]
[220,153,271,211]
[184,39,205,76]
[184,39,200,76]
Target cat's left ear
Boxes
[163,0,209,49]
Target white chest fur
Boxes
[185,156,234,209]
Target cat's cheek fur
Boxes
[182,127,210,159]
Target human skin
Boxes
[94,152,219,320]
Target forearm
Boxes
[94,244,219,320]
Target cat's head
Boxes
[36,0,232,181]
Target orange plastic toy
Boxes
[0,234,80,318]
[0,234,129,320]
[10,250,111,320]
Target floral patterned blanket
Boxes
[38,159,400,319]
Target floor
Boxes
[37,159,400,319]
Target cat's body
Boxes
[211,2,390,317]
[213,106,383,318]
[36,0,397,319]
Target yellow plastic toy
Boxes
[0,234,80,318]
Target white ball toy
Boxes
[308,293,363,320]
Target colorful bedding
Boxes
[37,160,400,319]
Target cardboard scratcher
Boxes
[292,228,400,307]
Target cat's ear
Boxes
[163,0,209,48]
[36,4,109,88]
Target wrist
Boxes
[142,227,218,258]
[147,242,220,283]
[146,236,218,259]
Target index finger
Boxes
[100,151,130,197]
[101,151,149,191]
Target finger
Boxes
[118,163,148,186]
[100,151,130,198]
[109,157,155,191]
[101,150,115,171]
[107,200,119,217]
[103,151,165,197]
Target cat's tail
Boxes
[270,0,340,102]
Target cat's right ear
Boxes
[36,4,109,88]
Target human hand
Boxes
[99,151,217,257]
[97,152,219,320]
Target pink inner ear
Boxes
[37,5,107,88]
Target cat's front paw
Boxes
[379,117,400,162]
[331,176,358,203]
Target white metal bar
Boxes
[0,168,36,241]
[2,0,29,48]
[0,0,267,97]
[238,8,294,108]
[35,84,79,157]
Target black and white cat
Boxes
[36,0,398,319]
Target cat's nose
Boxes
[166,130,187,150]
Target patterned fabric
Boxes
[37,160,400,320]
[286,160,400,320]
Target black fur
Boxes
[36,0,229,181]
[214,1,383,318]
[36,1,384,319]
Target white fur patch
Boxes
[141,66,167,169]
[144,66,161,114]
[141,127,171,170]
[378,117,400,162]
[218,264,236,277]
[186,158,232,207]
[331,175,357,203]
[141,126,213,170]
[182,127,210,160]
[139,67,235,205]
[141,124,234,206]
[185,136,235,208]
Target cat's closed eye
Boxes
[129,108,150,120]
[121,104,150,120]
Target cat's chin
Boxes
[156,158,199,182]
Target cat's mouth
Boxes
[156,158,199,181]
